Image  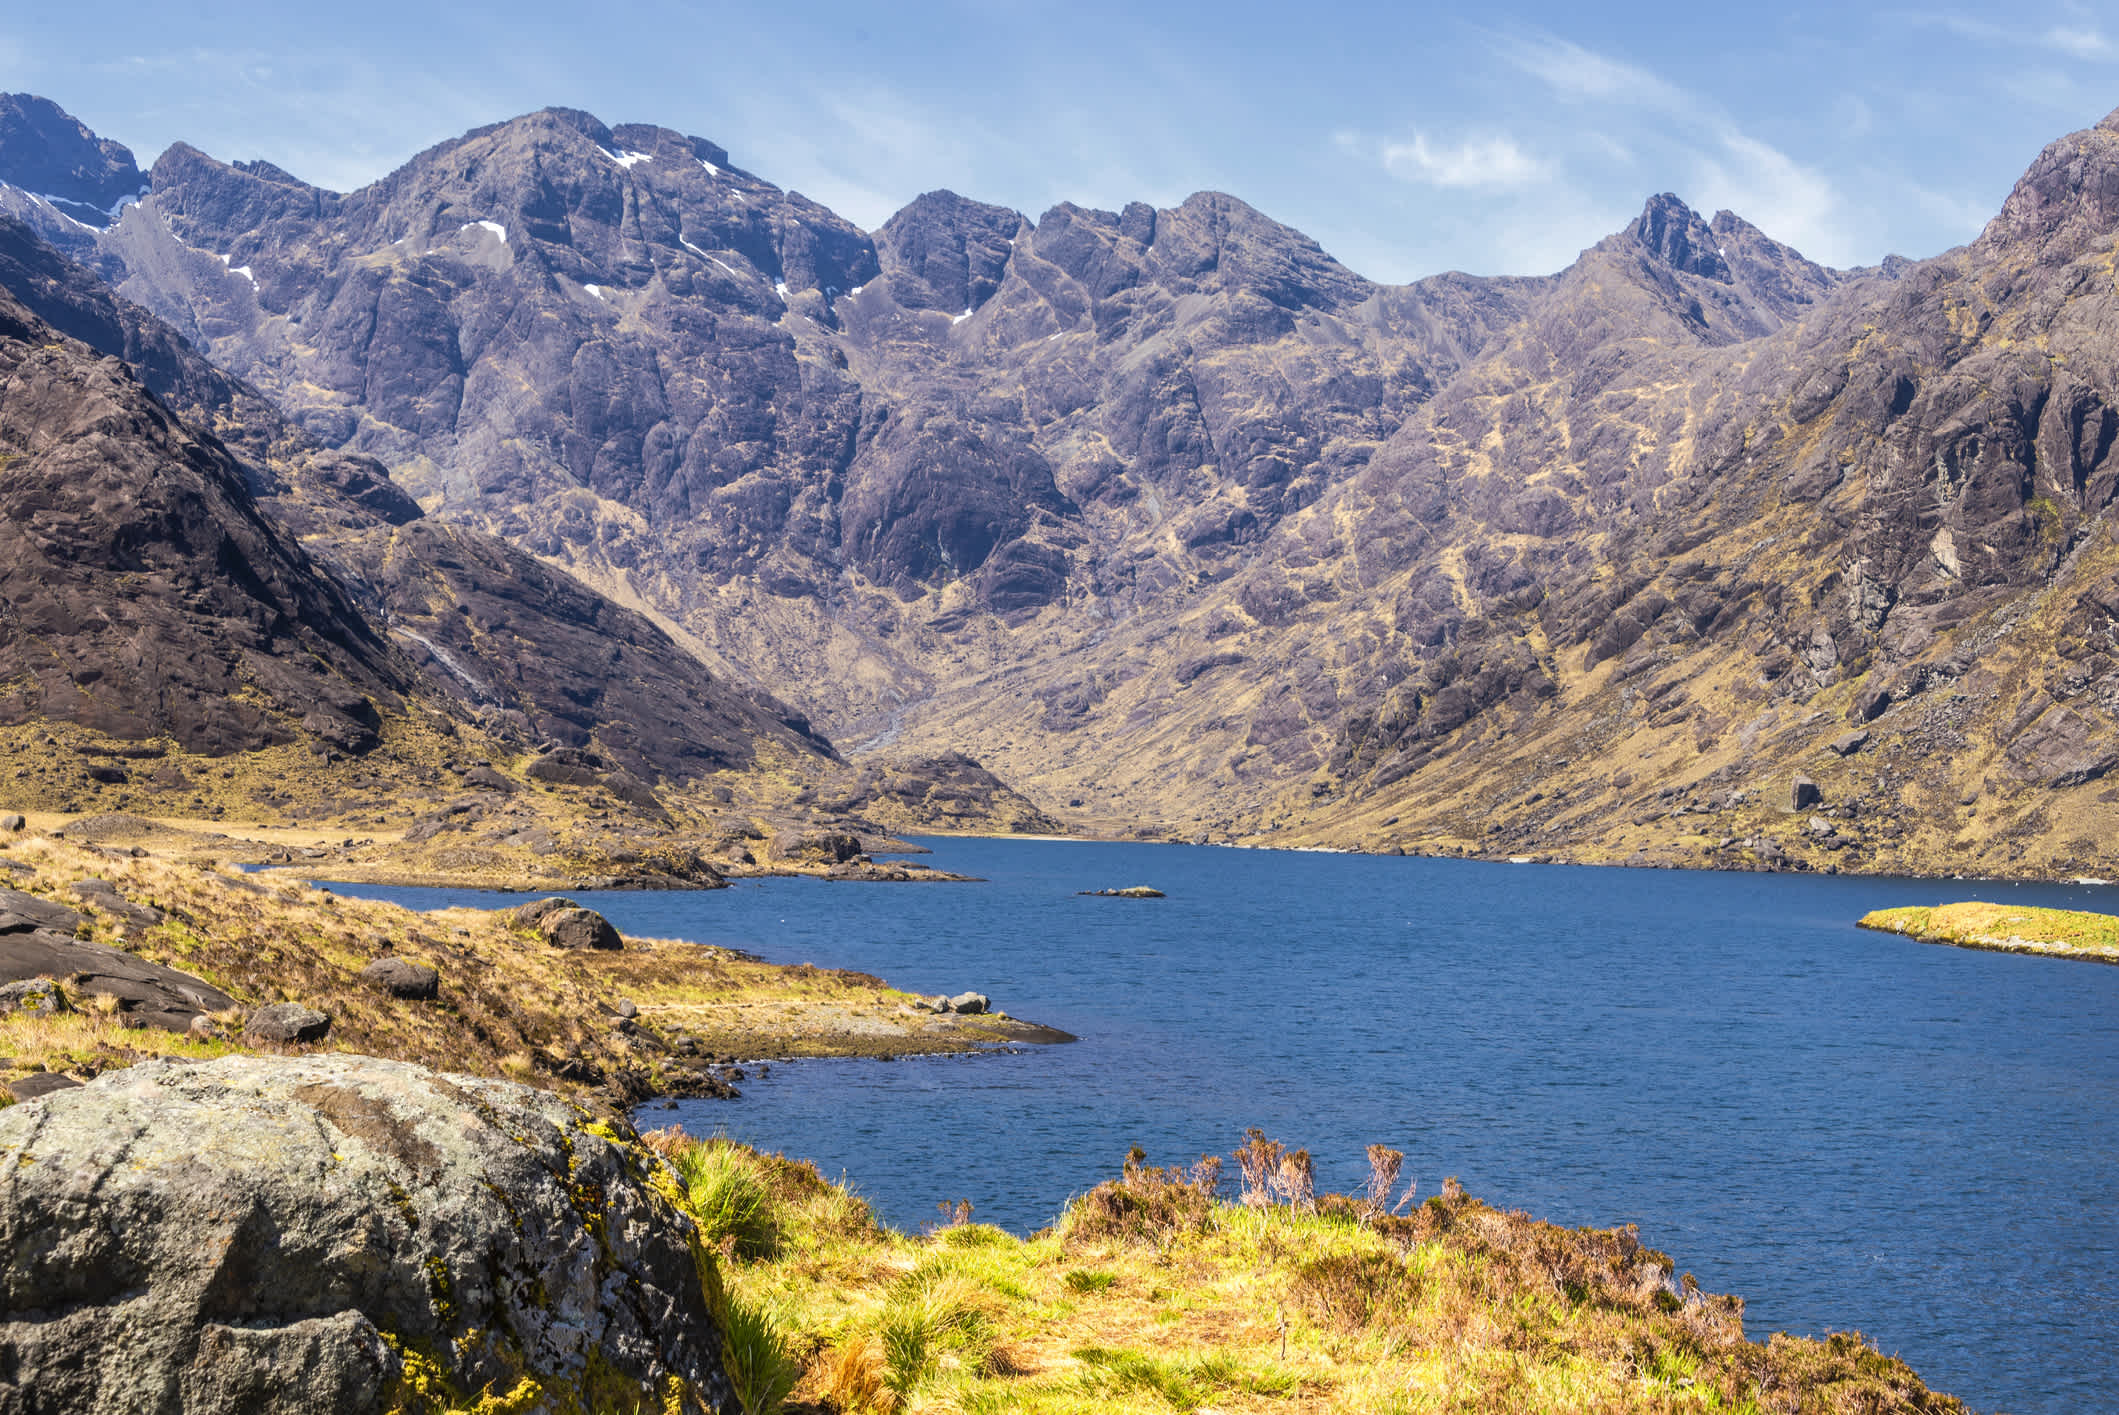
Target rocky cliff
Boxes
[0,212,835,787]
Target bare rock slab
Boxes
[0,903,233,1030]
[0,1054,738,1414]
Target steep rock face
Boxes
[0,214,839,783]
[0,94,146,260]
[328,518,838,778]
[874,190,1023,315]
[0,287,406,753]
[1264,122,2119,870]
[67,105,1543,740]
[0,1054,737,1414]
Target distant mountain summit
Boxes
[0,93,145,222]
[4,94,2117,875]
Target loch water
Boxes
[342,840,2119,1412]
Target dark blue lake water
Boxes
[337,840,2119,1413]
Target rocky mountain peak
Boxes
[1146,190,1374,309]
[0,93,144,222]
[147,141,337,241]
[1980,113,2119,265]
[1705,207,1844,321]
[875,189,1024,314]
[1625,192,1731,281]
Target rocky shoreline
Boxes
[0,829,1071,1112]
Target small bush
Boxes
[1291,1249,1420,1332]
[1063,1268,1117,1294]
[938,1221,1012,1249]
[1061,1151,1217,1247]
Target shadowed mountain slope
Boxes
[0,212,837,784]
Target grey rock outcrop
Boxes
[357,958,439,1000]
[503,895,577,930]
[0,1053,738,1413]
[503,896,624,951]
[0,978,63,1015]
[542,908,623,952]
[242,1002,329,1043]
[0,889,232,1030]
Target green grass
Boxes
[636,1127,1966,1414]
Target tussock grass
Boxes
[644,1129,1965,1415]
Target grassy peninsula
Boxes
[1859,901,2119,964]
[631,1130,1962,1415]
[0,831,1057,1107]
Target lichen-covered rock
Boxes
[0,978,63,1015]
[793,831,864,864]
[0,1054,737,1414]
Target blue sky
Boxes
[5,1,2116,282]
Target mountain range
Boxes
[3,90,2116,876]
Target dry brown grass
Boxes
[0,834,963,1104]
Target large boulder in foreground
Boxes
[0,1054,737,1414]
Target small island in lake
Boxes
[1859,902,2119,964]
[1079,886,1166,898]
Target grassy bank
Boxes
[1859,901,2119,963]
[635,1131,1961,1415]
[0,833,1053,1107]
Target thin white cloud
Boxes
[2043,25,2113,57]
[1374,132,1551,189]
[1901,10,2119,60]
[1481,29,1862,265]
[1691,132,1842,260]
[1496,34,1689,111]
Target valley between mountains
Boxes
[2,90,2118,878]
